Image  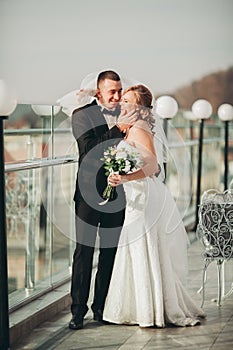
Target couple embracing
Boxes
[67,70,205,330]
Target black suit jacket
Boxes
[72,100,126,210]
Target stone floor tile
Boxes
[11,240,233,350]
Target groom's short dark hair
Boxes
[97,70,121,88]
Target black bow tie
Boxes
[102,107,120,116]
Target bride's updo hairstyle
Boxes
[123,85,155,134]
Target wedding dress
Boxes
[103,140,205,327]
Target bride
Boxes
[103,84,206,327]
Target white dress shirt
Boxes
[97,101,117,129]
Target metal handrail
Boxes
[4,137,222,173]
[5,155,78,172]
[168,137,221,148]
[4,128,71,136]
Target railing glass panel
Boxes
[3,105,232,311]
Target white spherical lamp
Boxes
[217,103,233,121]
[191,99,212,120]
[31,105,61,116]
[156,96,178,119]
[0,80,17,116]
[183,110,197,121]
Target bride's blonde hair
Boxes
[123,85,155,134]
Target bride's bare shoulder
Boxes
[127,121,154,149]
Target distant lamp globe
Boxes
[0,80,17,116]
[191,99,212,120]
[183,110,197,121]
[156,95,178,119]
[31,105,61,116]
[217,103,233,121]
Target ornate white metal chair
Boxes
[196,187,233,307]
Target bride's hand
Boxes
[116,109,138,132]
[108,174,127,187]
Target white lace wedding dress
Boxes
[103,141,205,327]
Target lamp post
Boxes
[183,111,198,206]
[0,80,17,350]
[217,103,233,190]
[156,95,178,179]
[192,99,213,230]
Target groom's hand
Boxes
[116,110,137,132]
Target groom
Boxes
[69,70,137,330]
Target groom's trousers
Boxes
[70,199,125,317]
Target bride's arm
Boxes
[109,126,160,186]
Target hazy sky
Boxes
[0,0,232,104]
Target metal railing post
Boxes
[194,119,204,231]
[0,116,10,350]
[224,120,229,190]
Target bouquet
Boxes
[98,145,142,205]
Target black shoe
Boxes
[69,316,84,330]
[93,309,103,322]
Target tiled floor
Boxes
[11,239,233,350]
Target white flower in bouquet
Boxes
[116,150,127,160]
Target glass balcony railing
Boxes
[4,105,77,311]
[3,104,232,312]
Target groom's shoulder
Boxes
[72,100,98,116]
